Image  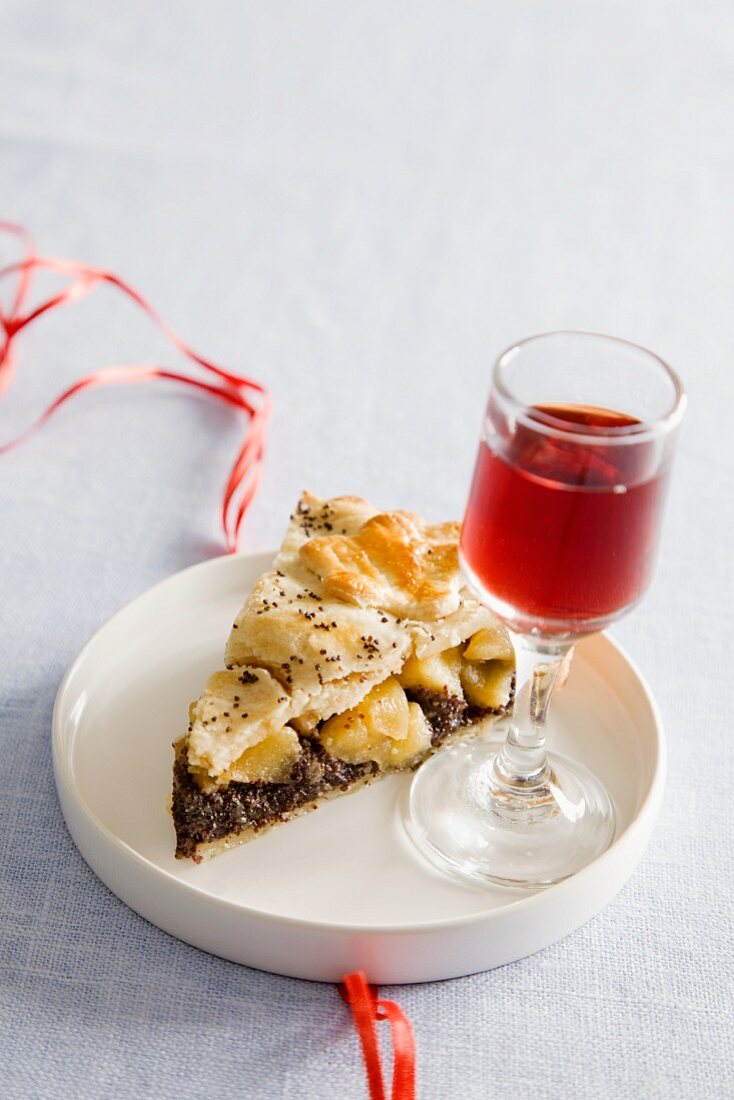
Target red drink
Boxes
[461,404,670,626]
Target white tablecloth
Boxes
[1,2,732,1097]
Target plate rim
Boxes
[52,550,666,935]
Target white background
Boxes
[1,3,731,1097]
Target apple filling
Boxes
[209,628,514,782]
[319,677,433,768]
[319,628,513,767]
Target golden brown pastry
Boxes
[172,492,514,860]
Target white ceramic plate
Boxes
[53,552,665,984]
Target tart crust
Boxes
[172,492,515,860]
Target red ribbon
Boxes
[0,227,418,1094]
[0,222,270,551]
[340,972,416,1100]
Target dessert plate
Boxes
[52,552,665,984]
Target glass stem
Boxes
[493,636,574,790]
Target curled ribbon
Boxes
[340,971,417,1100]
[0,221,270,551]
[0,226,417,1095]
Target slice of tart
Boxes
[172,492,514,861]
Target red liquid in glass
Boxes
[461,404,668,624]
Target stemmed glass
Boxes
[407,332,685,888]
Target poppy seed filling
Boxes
[172,687,488,861]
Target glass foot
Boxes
[407,738,616,888]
